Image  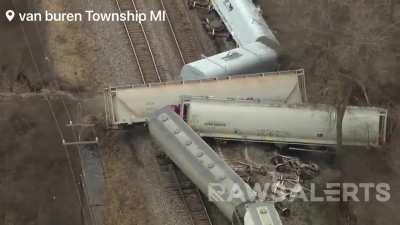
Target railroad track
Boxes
[114,0,162,84]
[157,156,213,225]
[157,0,201,65]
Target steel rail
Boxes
[171,166,213,225]
[114,0,146,84]
[159,0,187,65]
[158,0,200,64]
[158,155,213,225]
[129,0,162,83]
[114,0,162,84]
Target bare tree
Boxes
[334,75,353,155]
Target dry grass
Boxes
[265,0,399,105]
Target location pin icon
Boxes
[6,10,15,22]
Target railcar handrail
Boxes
[104,69,305,91]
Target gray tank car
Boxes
[210,0,280,49]
[148,107,282,225]
[181,42,278,80]
[180,0,281,80]
[179,96,389,148]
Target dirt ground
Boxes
[1,0,220,224]
[0,0,86,224]
[0,95,83,225]
[1,0,399,225]
[260,1,400,224]
[262,0,400,105]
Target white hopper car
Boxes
[178,96,389,148]
[104,70,307,127]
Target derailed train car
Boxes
[178,96,389,148]
[181,0,281,80]
[148,107,282,225]
[209,0,280,48]
[104,70,306,127]
[181,42,278,80]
